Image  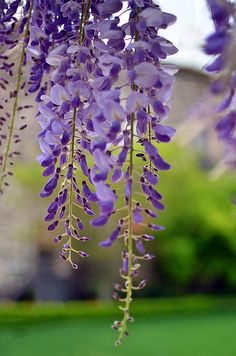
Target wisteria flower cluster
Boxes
[205,0,236,165]
[0,0,178,344]
[0,0,177,344]
[2,0,236,346]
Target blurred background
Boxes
[1,1,236,355]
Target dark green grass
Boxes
[0,297,236,356]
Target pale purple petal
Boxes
[95,182,117,202]
[126,92,149,113]
[112,167,123,182]
[102,100,126,122]
[140,8,163,27]
[90,214,109,227]
[133,62,159,88]
[98,0,123,18]
[133,207,143,224]
[143,140,158,156]
[50,84,71,106]
[136,240,145,254]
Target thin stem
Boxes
[68,107,77,263]
[109,146,123,153]
[67,0,91,262]
[148,105,152,171]
[115,21,141,342]
[80,0,91,45]
[0,1,33,191]
[79,3,85,39]
[117,112,135,343]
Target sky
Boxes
[159,0,213,70]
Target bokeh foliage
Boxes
[13,142,236,297]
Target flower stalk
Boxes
[67,107,77,264]
[117,112,135,344]
[0,0,33,192]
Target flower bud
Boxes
[138,279,148,289]
[144,254,155,260]
[112,292,120,301]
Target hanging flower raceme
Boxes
[204,0,236,165]
[0,0,62,191]
[78,0,177,344]
[0,0,178,345]
[37,0,96,269]
[0,0,34,192]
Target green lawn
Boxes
[0,297,236,356]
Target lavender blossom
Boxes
[37,0,177,343]
[0,0,34,192]
[205,0,236,166]
[0,0,178,345]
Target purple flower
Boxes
[143,139,158,156]
[205,0,236,166]
[151,155,171,171]
[204,30,230,55]
[125,178,132,201]
[145,209,158,218]
[98,0,123,18]
[99,200,114,214]
[144,170,158,185]
[130,63,159,88]
[149,186,163,201]
[136,240,145,254]
[140,7,163,27]
[95,182,117,203]
[215,111,236,139]
[207,0,234,27]
[133,207,143,224]
[142,234,155,241]
[48,220,59,231]
[76,218,84,230]
[112,167,123,182]
[153,123,176,143]
[136,110,148,136]
[44,174,59,193]
[149,197,165,210]
[0,0,178,342]
[102,100,126,123]
[148,224,165,231]
[100,225,121,247]
[47,198,58,214]
[126,93,149,114]
[50,84,71,106]
[90,214,109,227]
[121,253,129,275]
